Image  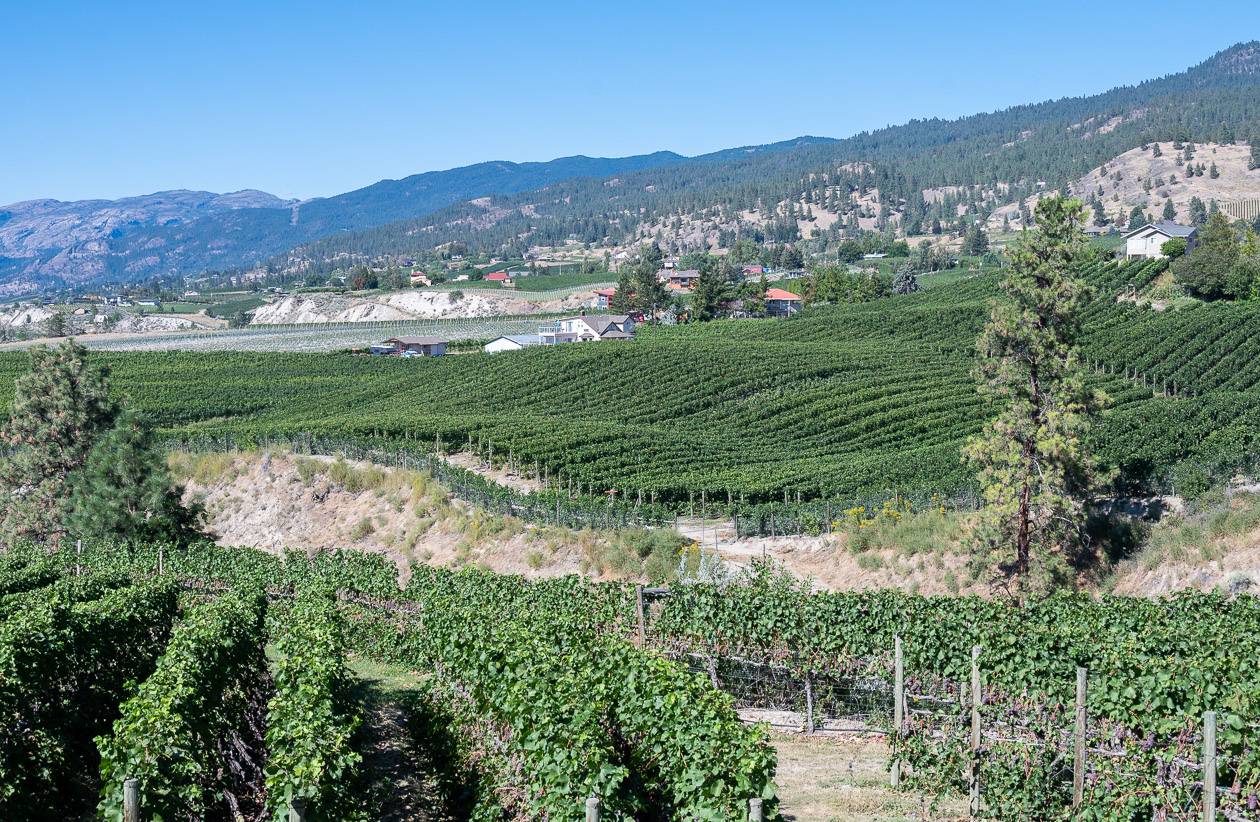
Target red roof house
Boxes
[484,271,510,282]
[594,287,617,309]
[765,288,802,317]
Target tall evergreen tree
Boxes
[0,341,119,544]
[1162,199,1177,221]
[964,197,1105,593]
[65,409,200,542]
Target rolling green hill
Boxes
[4,259,1257,512]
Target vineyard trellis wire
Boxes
[634,585,1259,821]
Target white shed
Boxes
[484,334,543,353]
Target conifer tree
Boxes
[964,197,1106,593]
[65,409,200,542]
[0,341,118,544]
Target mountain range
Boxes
[3,42,1259,295]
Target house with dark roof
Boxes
[1123,221,1198,260]
[371,336,448,357]
[539,315,635,345]
[657,269,700,291]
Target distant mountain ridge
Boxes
[4,42,1259,294]
[0,151,702,294]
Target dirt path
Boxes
[349,656,468,822]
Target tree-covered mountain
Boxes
[6,42,1260,294]
[276,42,1260,275]
[0,151,700,295]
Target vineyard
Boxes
[2,259,1260,526]
[3,540,1257,820]
[77,315,563,353]
[0,541,776,821]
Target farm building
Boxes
[593,288,617,309]
[370,336,448,357]
[539,315,635,345]
[484,334,543,353]
[1123,222,1197,260]
[765,288,802,317]
[484,272,510,283]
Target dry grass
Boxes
[773,734,967,821]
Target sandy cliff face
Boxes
[250,289,593,324]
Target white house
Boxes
[538,314,635,344]
[484,334,543,353]
[1123,221,1198,260]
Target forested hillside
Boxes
[278,42,1260,274]
[6,43,1260,294]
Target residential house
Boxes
[593,288,617,309]
[661,256,679,270]
[410,271,432,287]
[1123,221,1198,259]
[742,264,765,277]
[484,271,510,284]
[371,336,448,357]
[765,288,802,317]
[484,334,543,353]
[658,269,699,291]
[539,314,636,345]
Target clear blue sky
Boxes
[4,1,1257,204]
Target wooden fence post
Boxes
[748,797,765,821]
[288,797,307,822]
[635,585,646,647]
[969,645,981,819]
[123,778,140,822]
[585,796,602,822]
[76,538,83,577]
[1073,667,1088,808]
[892,635,905,788]
[804,671,815,734]
[1203,711,1217,822]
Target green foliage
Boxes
[66,408,201,543]
[97,589,269,820]
[0,340,119,544]
[1160,236,1188,259]
[264,590,364,821]
[805,265,892,304]
[0,578,179,817]
[1174,211,1244,298]
[965,197,1104,588]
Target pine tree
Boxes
[1251,141,1260,171]
[65,409,200,542]
[1162,199,1177,221]
[964,197,1105,593]
[0,341,119,544]
[1128,206,1147,230]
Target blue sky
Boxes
[3,1,1257,204]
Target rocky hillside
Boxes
[249,288,594,324]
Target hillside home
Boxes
[658,269,700,291]
[742,264,765,277]
[410,271,432,287]
[539,314,635,345]
[765,288,802,317]
[484,334,543,353]
[593,288,617,309]
[371,336,448,357]
[484,271,510,283]
[1123,222,1197,259]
